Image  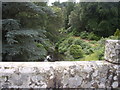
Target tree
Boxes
[68,2,119,37]
[2,2,55,61]
[52,1,75,30]
[45,6,65,43]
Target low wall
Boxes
[0,61,119,88]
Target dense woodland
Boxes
[2,2,120,61]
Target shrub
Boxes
[81,42,91,49]
[83,48,93,55]
[109,36,118,40]
[70,45,84,59]
[114,29,120,40]
[98,48,104,60]
[67,37,74,45]
[89,40,97,44]
[114,29,120,36]
[72,30,80,36]
[80,31,88,39]
[80,49,104,61]
[74,39,84,45]
[58,39,69,54]
[74,39,90,48]
[97,37,107,47]
[87,32,100,40]
[74,39,93,54]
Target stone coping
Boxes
[105,40,120,64]
[106,40,120,42]
[0,61,113,67]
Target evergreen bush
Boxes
[80,31,89,39]
[70,45,84,59]
[114,29,120,40]
[87,32,100,41]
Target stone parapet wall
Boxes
[105,40,120,64]
[0,61,119,88]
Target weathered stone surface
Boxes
[105,40,120,64]
[112,82,119,88]
[0,61,119,88]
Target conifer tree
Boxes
[2,2,54,61]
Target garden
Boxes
[2,1,120,61]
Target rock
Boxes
[93,70,98,77]
[99,83,105,88]
[68,75,83,88]
[112,82,118,88]
[113,76,117,80]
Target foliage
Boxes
[80,40,105,61]
[36,43,47,59]
[74,31,100,40]
[53,2,119,61]
[114,29,120,40]
[74,39,88,49]
[79,31,89,39]
[74,39,93,54]
[68,2,119,37]
[58,38,70,54]
[2,2,55,61]
[80,49,104,61]
[2,2,50,19]
[57,33,106,61]
[45,6,65,43]
[2,19,46,61]
[67,37,74,45]
[69,45,84,59]
[74,39,84,46]
[87,32,100,40]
